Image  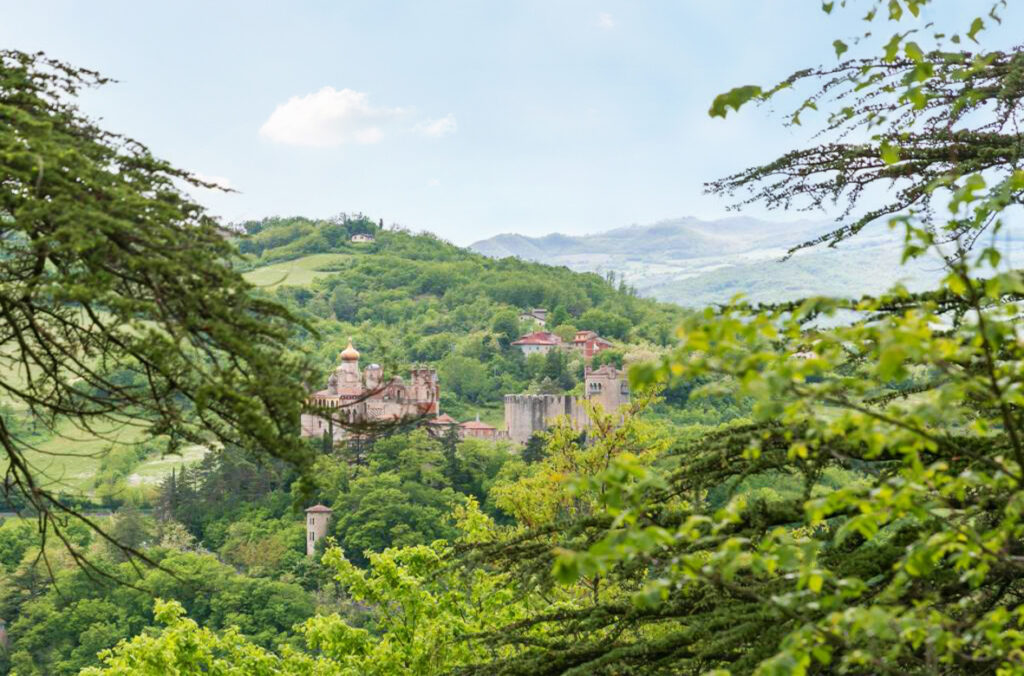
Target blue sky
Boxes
[3,2,1020,244]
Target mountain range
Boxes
[470,216,988,307]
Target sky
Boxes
[3,2,1021,244]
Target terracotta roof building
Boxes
[511,331,562,356]
[460,417,499,440]
[572,330,614,360]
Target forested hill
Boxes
[233,214,690,423]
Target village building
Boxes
[460,416,499,440]
[305,504,332,557]
[300,339,440,443]
[572,330,614,360]
[511,331,562,356]
[426,413,459,437]
[350,233,375,243]
[504,364,630,444]
[518,308,548,326]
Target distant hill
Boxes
[470,217,983,306]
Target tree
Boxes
[520,433,547,465]
[105,505,151,562]
[548,306,570,328]
[439,355,492,403]
[331,285,359,321]
[491,309,521,347]
[328,473,458,566]
[0,50,316,565]
[457,4,1024,674]
[577,309,629,340]
[81,502,531,676]
[551,323,578,343]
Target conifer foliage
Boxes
[0,51,313,565]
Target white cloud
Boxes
[597,12,614,29]
[415,113,458,138]
[427,178,441,187]
[259,87,407,147]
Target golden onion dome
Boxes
[340,338,360,362]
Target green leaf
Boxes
[883,33,902,61]
[904,41,923,62]
[708,85,763,118]
[967,17,984,42]
[880,140,901,165]
[833,39,848,58]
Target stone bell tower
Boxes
[305,504,333,557]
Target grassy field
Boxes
[4,418,207,494]
[242,253,349,289]
[130,445,207,486]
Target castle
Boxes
[299,339,629,447]
[300,339,440,442]
[503,364,630,444]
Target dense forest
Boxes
[5,1,1024,674]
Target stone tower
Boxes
[0,617,7,650]
[584,364,630,412]
[305,504,333,557]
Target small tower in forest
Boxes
[0,617,8,650]
[305,505,333,557]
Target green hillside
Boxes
[237,215,689,421]
[1,214,690,507]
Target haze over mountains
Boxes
[471,216,966,307]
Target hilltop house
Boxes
[300,339,440,442]
[572,330,614,360]
[351,233,375,243]
[511,331,562,356]
[518,308,548,326]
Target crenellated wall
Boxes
[503,365,630,445]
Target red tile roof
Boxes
[460,420,497,430]
[429,414,458,425]
[305,504,333,513]
[512,331,562,346]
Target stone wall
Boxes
[503,366,630,445]
[504,394,590,445]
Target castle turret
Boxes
[305,504,333,557]
[585,365,630,412]
[334,338,362,395]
